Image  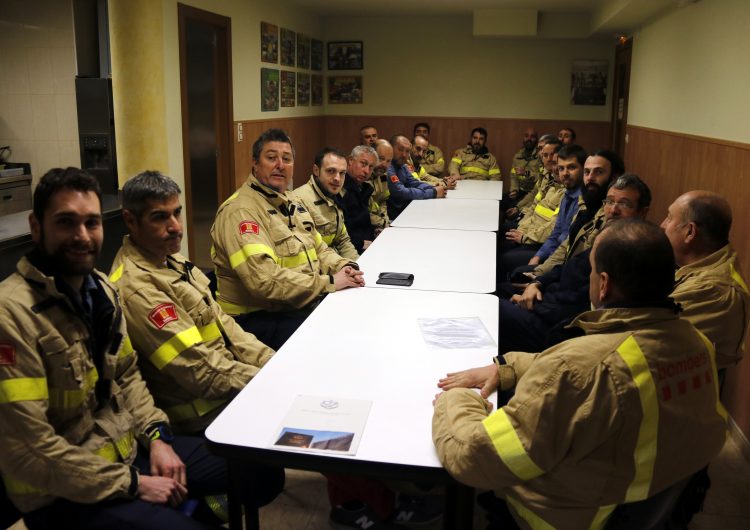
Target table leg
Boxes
[443,483,474,530]
[228,459,260,530]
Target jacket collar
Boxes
[246,173,292,209]
[571,304,680,335]
[676,244,733,279]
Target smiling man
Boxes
[295,148,359,261]
[211,128,364,350]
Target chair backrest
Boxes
[606,476,691,530]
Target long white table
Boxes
[446,179,503,201]
[207,287,499,528]
[357,227,496,293]
[390,198,499,231]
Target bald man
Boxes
[386,135,445,220]
[661,190,750,369]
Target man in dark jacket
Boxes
[341,145,378,253]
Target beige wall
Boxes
[628,0,750,144]
[0,0,80,188]
[322,15,614,121]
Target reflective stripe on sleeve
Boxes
[229,243,279,269]
[322,233,336,245]
[217,298,261,315]
[437,158,444,165]
[534,203,561,220]
[463,166,489,176]
[314,231,323,246]
[589,505,616,530]
[451,157,462,164]
[279,248,317,268]
[0,377,48,404]
[198,321,222,342]
[166,397,227,422]
[149,327,203,370]
[505,495,555,530]
[489,168,501,176]
[48,368,98,409]
[730,262,749,295]
[95,431,135,462]
[109,264,124,283]
[118,335,134,359]
[616,335,658,502]
[482,409,543,480]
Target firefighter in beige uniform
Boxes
[661,190,750,369]
[369,139,393,231]
[0,168,238,529]
[413,122,445,177]
[448,127,501,181]
[433,221,727,530]
[294,148,359,261]
[513,178,565,245]
[409,135,455,189]
[508,128,539,200]
[211,129,363,350]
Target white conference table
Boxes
[391,198,499,231]
[357,227,496,293]
[446,179,503,201]
[207,287,499,529]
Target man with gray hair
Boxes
[341,144,378,253]
[661,190,749,369]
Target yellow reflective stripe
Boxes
[482,409,543,480]
[341,224,348,235]
[617,335,658,502]
[279,248,317,268]
[217,298,261,316]
[411,171,422,181]
[322,233,336,245]
[463,166,489,176]
[109,264,124,283]
[589,505,616,530]
[695,330,729,422]
[451,157,462,164]
[229,243,279,269]
[730,262,749,295]
[436,158,444,164]
[95,431,135,462]
[48,368,98,409]
[2,475,44,495]
[505,495,554,530]
[167,398,227,422]
[198,321,222,342]
[534,191,542,201]
[118,335,134,359]
[219,190,239,208]
[0,377,48,404]
[314,231,323,246]
[489,168,501,175]
[210,245,216,259]
[149,326,202,370]
[534,203,560,220]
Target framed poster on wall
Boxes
[260,22,278,63]
[280,27,296,67]
[571,60,608,105]
[311,74,323,106]
[297,34,311,69]
[297,73,310,106]
[328,76,363,104]
[261,68,279,111]
[327,41,363,70]
[311,39,323,71]
[281,71,296,107]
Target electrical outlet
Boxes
[237,123,244,142]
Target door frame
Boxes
[177,2,234,262]
[611,36,633,157]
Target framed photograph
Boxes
[280,28,296,67]
[297,34,311,69]
[297,73,310,106]
[311,74,323,106]
[311,39,323,71]
[571,60,608,106]
[260,22,278,63]
[327,41,363,70]
[281,71,296,107]
[327,75,363,104]
[260,68,279,112]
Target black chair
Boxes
[0,479,22,529]
[606,476,692,530]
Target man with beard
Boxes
[413,122,445,177]
[508,127,539,203]
[341,144,378,254]
[360,125,379,148]
[499,144,586,277]
[211,129,364,351]
[369,139,393,232]
[448,127,501,181]
[558,126,576,145]
[409,134,455,189]
[386,135,445,220]
[0,168,251,529]
[295,148,359,261]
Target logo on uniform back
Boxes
[239,220,260,235]
[0,342,15,365]
[148,303,179,329]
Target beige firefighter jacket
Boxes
[369,171,390,230]
[516,180,566,245]
[0,258,167,512]
[517,168,556,215]
[294,176,359,261]
[109,237,274,433]
[448,146,501,181]
[421,143,445,177]
[210,174,350,315]
[533,205,606,277]
[672,244,750,368]
[433,306,728,530]
[408,159,445,187]
[509,148,539,194]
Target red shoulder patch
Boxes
[0,342,16,365]
[239,220,260,235]
[390,175,399,183]
[148,303,178,329]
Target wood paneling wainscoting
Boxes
[624,124,750,444]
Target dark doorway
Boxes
[178,3,233,268]
[611,36,633,158]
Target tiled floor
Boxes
[8,434,750,529]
